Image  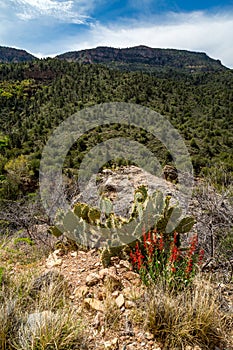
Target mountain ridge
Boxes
[56,45,227,73]
[0,46,37,63]
[0,44,229,73]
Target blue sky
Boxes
[0,0,233,68]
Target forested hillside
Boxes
[0,48,233,350]
[0,57,233,199]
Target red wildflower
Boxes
[132,242,144,270]
[188,235,198,256]
[171,266,176,273]
[159,234,164,251]
[173,232,178,245]
[169,245,179,263]
[185,258,193,275]
[130,251,137,265]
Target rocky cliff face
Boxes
[57,45,226,72]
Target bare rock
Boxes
[119,260,131,269]
[115,294,125,308]
[74,285,89,298]
[125,300,136,309]
[92,311,104,329]
[70,251,78,258]
[124,271,139,281]
[105,274,123,291]
[86,273,101,286]
[84,298,105,312]
[99,268,111,279]
[112,290,119,297]
[46,251,62,268]
[144,331,155,340]
[163,164,178,183]
[104,338,119,349]
[73,165,180,219]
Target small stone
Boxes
[122,287,132,298]
[74,286,89,298]
[80,268,85,272]
[53,249,62,256]
[125,300,136,309]
[152,342,163,350]
[46,253,62,268]
[124,271,141,286]
[84,298,105,312]
[104,338,119,349]
[97,291,106,301]
[115,294,125,308]
[119,260,131,269]
[124,271,139,281]
[78,250,87,256]
[86,273,101,286]
[105,274,122,290]
[70,251,78,258]
[99,268,110,279]
[145,331,154,340]
[112,290,119,297]
[92,311,103,329]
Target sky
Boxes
[0,0,233,68]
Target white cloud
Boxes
[5,0,93,23]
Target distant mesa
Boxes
[56,45,227,73]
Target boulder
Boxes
[163,165,178,183]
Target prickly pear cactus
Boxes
[48,185,195,267]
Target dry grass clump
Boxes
[101,277,123,331]
[13,308,87,350]
[0,237,88,350]
[0,269,88,350]
[132,275,233,349]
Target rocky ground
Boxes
[2,165,232,349]
[37,245,232,350]
[44,247,160,350]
